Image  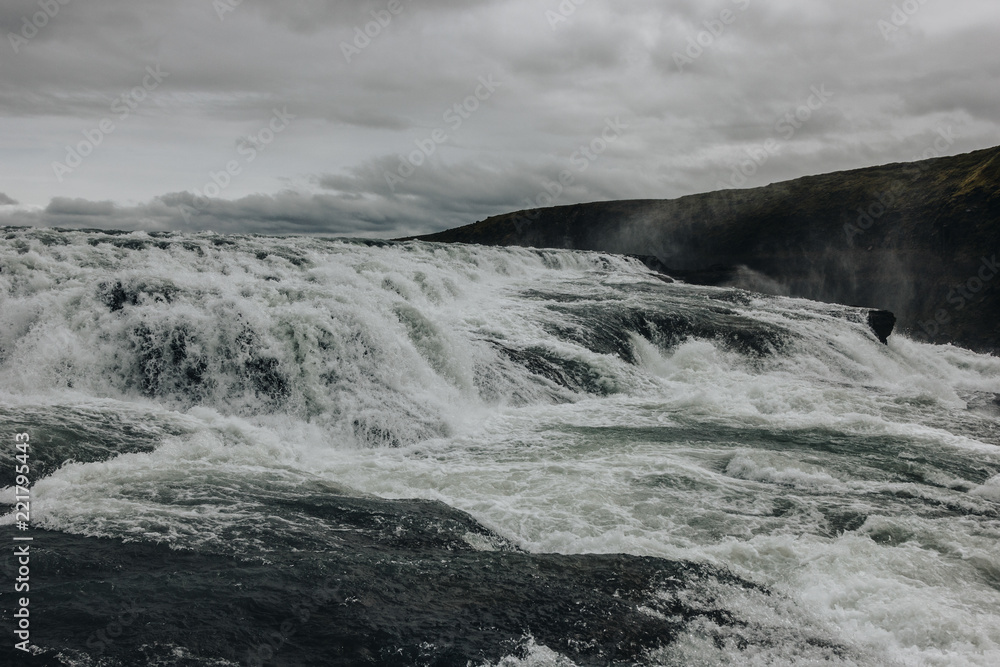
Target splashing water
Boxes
[1,228,998,666]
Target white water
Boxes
[2,229,1000,665]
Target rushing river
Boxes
[2,228,999,666]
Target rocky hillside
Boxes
[414,146,1000,353]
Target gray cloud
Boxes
[2,191,390,237]
[0,193,18,205]
[0,0,998,237]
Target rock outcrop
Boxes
[868,310,897,344]
[411,147,1000,353]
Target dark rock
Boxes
[626,255,742,286]
[663,263,739,286]
[868,309,896,344]
[627,253,674,279]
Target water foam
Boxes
[3,228,1000,664]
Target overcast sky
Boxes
[0,0,997,237]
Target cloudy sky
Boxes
[0,0,998,237]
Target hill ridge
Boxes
[411,146,1000,352]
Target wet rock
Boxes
[627,254,674,281]
[867,310,896,344]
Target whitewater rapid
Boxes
[2,228,999,666]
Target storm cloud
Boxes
[1,0,998,236]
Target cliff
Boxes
[412,146,1000,353]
